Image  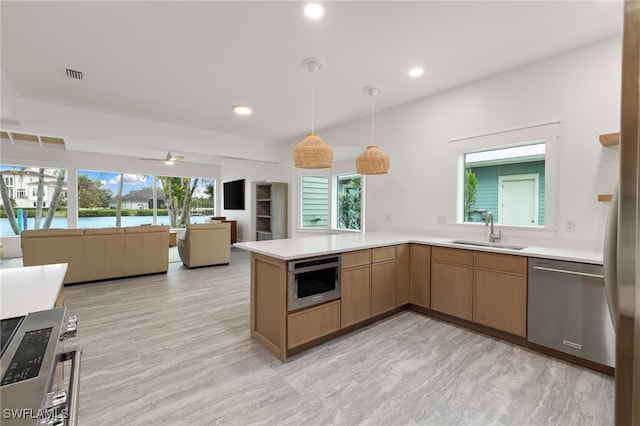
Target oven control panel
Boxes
[1,327,52,385]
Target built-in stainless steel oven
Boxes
[288,255,341,311]
[1,307,81,426]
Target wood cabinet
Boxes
[474,252,527,337]
[341,264,371,328]
[430,247,528,337]
[431,247,474,321]
[287,300,341,349]
[253,182,287,241]
[409,244,431,308]
[251,253,288,360]
[340,246,399,326]
[371,246,397,316]
[396,244,411,306]
[341,250,371,328]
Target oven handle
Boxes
[55,346,83,426]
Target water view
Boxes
[0,215,208,237]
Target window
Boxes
[301,176,329,228]
[0,165,68,236]
[336,175,362,230]
[78,170,215,229]
[453,122,558,229]
[300,173,364,231]
[464,143,545,225]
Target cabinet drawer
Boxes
[342,249,371,269]
[372,246,397,263]
[475,252,527,274]
[287,300,341,349]
[432,247,474,266]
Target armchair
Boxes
[177,223,231,268]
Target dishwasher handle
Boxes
[532,265,604,280]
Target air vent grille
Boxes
[65,68,83,80]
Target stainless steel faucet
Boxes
[485,211,502,243]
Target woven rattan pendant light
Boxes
[356,86,389,175]
[293,59,333,169]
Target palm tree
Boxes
[0,171,19,235]
[43,169,66,228]
[115,173,124,227]
[34,168,45,228]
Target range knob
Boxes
[60,314,78,340]
[40,390,67,426]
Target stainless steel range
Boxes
[1,307,81,426]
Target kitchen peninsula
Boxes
[0,263,68,319]
[236,232,607,370]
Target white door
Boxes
[499,174,539,225]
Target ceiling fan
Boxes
[140,151,185,165]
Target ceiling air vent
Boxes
[65,68,83,80]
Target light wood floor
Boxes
[63,248,614,425]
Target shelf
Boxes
[598,194,613,202]
[599,132,620,147]
[256,215,272,218]
[256,198,272,202]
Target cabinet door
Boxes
[474,269,527,337]
[371,261,397,316]
[431,262,473,321]
[410,245,431,308]
[341,265,371,328]
[396,244,411,306]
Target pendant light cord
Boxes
[311,72,315,134]
[371,97,375,145]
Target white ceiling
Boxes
[0,1,624,162]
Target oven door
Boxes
[288,256,341,311]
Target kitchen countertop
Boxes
[0,263,68,319]
[234,232,603,265]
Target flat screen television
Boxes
[223,179,245,210]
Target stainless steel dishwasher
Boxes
[528,258,615,368]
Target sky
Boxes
[80,170,150,195]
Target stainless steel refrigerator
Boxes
[603,1,640,423]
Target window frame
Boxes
[332,173,363,232]
[450,122,559,230]
[296,169,366,233]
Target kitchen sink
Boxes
[449,240,528,251]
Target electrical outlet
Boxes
[438,216,447,225]
[566,220,576,233]
[385,215,391,223]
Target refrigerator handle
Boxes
[603,184,619,331]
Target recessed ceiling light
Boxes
[233,105,252,116]
[409,67,424,77]
[304,3,324,19]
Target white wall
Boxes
[294,36,622,250]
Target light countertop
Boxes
[0,263,68,319]
[235,232,603,264]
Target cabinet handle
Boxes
[532,265,604,279]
